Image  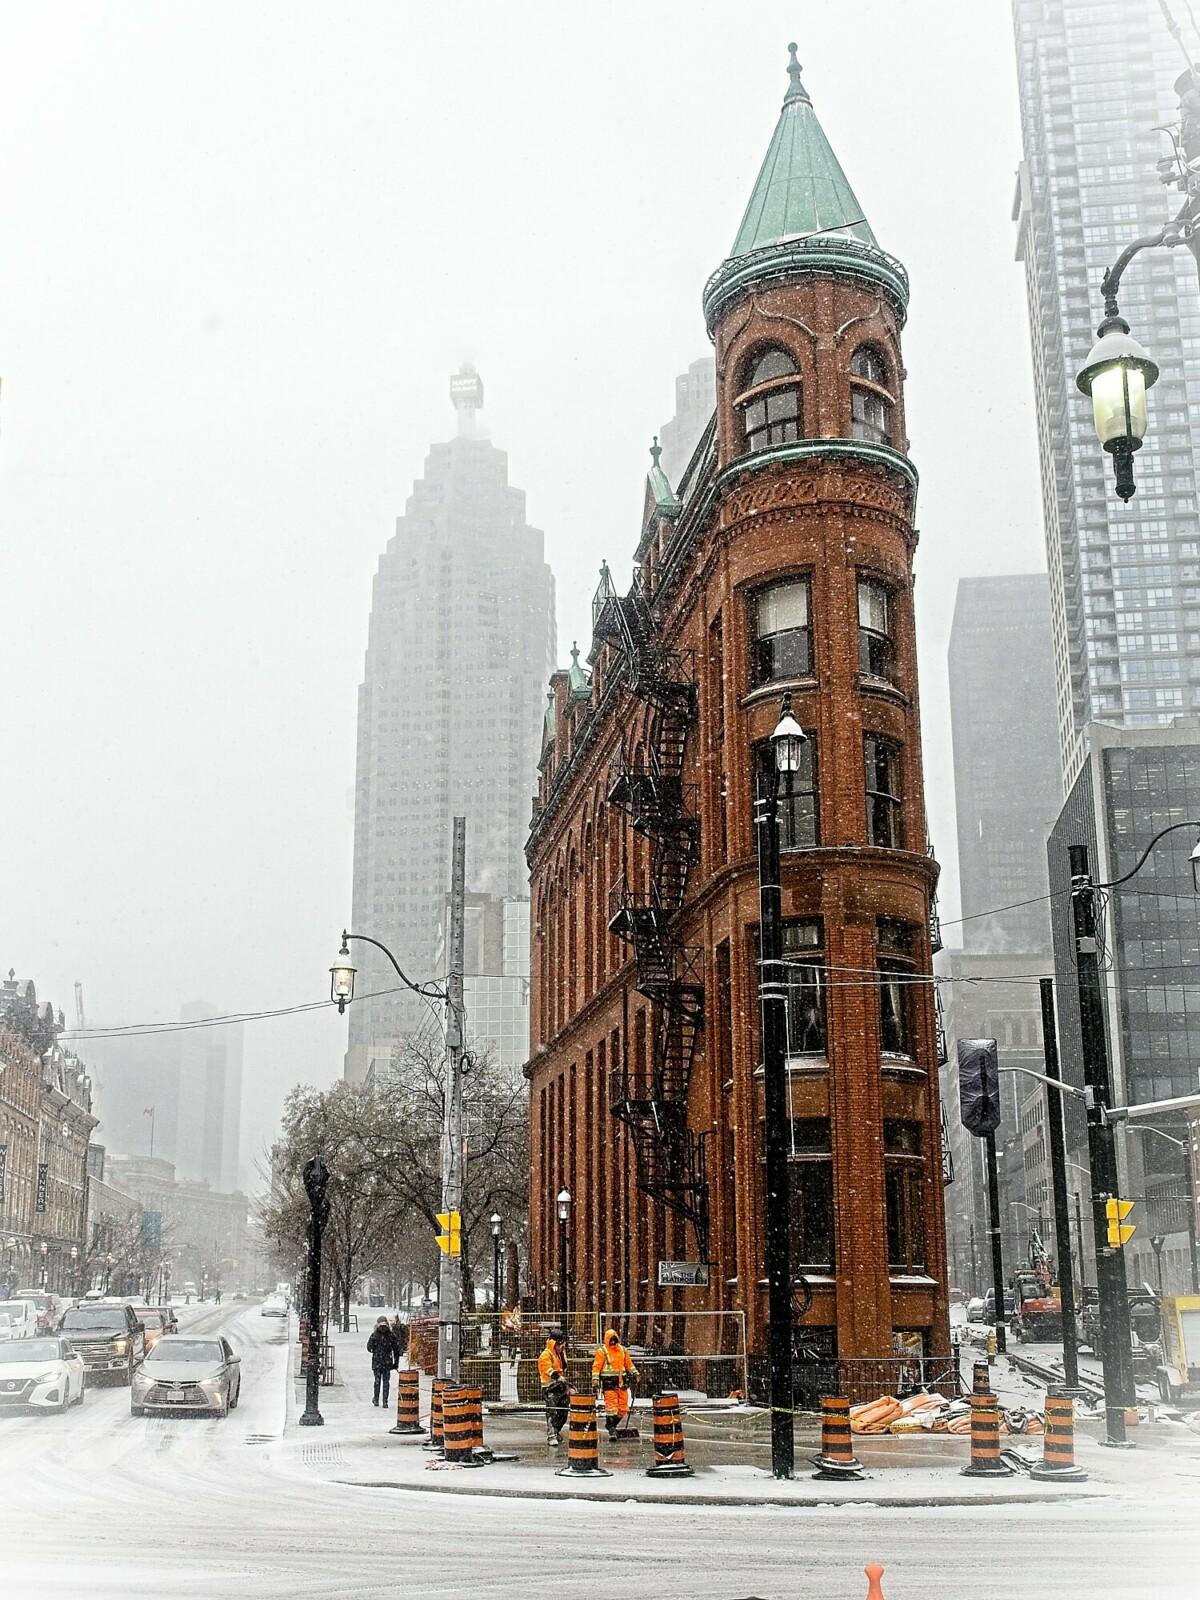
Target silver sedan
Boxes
[131,1335,242,1418]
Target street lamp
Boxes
[329,937,357,1013]
[490,1213,502,1318]
[104,1252,115,1293]
[69,1245,78,1296]
[755,692,808,1480]
[39,1242,48,1290]
[556,1189,571,1329]
[299,1153,331,1428]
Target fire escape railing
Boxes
[594,569,708,1255]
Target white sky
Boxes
[0,2,1046,1185]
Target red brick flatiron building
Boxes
[526,46,950,1385]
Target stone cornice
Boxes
[703,236,910,335]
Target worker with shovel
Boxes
[593,1327,638,1440]
[537,1330,570,1446]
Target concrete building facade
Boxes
[526,49,949,1382]
[346,369,555,1083]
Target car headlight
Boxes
[198,1377,222,1389]
[112,1340,128,1355]
[34,1370,61,1384]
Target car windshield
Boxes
[60,1309,128,1333]
[134,1311,163,1328]
[147,1340,223,1364]
[2,1340,62,1364]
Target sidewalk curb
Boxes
[329,1475,1108,1510]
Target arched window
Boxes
[735,347,802,455]
[849,344,893,446]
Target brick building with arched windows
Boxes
[526,46,950,1386]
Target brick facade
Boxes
[526,55,949,1377]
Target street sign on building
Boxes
[657,1260,710,1288]
[35,1163,48,1212]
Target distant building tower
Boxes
[1013,1,1200,788]
[346,370,556,1083]
[528,46,949,1375]
[657,357,716,487]
[948,574,1060,951]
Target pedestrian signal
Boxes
[436,1210,461,1256]
[1105,1197,1135,1248]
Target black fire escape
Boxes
[593,564,708,1255]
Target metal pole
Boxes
[1074,1191,1085,1287]
[493,1233,501,1318]
[984,1132,1007,1353]
[1069,844,1135,1446]
[559,1218,568,1327]
[299,1153,329,1427]
[1039,979,1079,1389]
[754,769,793,1479]
[437,817,467,1385]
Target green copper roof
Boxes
[730,44,876,257]
[567,642,590,702]
[646,437,681,515]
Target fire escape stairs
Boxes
[595,568,709,1255]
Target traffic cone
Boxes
[645,1393,693,1478]
[422,1378,448,1453]
[1030,1391,1087,1483]
[810,1395,864,1480]
[442,1387,484,1467]
[556,1394,612,1477]
[972,1360,991,1396]
[960,1393,1016,1478]
[389,1368,425,1438]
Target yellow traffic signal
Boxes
[436,1210,461,1256]
[1105,1197,1135,1248]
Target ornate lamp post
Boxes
[68,1245,78,1296]
[39,1241,48,1290]
[490,1213,502,1317]
[556,1189,571,1328]
[754,693,806,1480]
[103,1252,115,1293]
[299,1153,331,1428]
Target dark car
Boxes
[983,1287,1016,1324]
[56,1303,145,1384]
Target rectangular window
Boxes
[884,1120,926,1271]
[864,734,903,848]
[755,737,818,849]
[751,579,811,685]
[851,388,889,445]
[788,1118,834,1269]
[877,919,915,1057]
[857,578,895,681]
[743,388,801,453]
[782,918,826,1055]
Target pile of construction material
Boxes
[849,1393,1044,1436]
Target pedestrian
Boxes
[592,1327,638,1440]
[367,1315,399,1406]
[390,1312,409,1362]
[537,1331,569,1446]
[214,1287,222,1304]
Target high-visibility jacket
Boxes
[538,1340,566,1385]
[592,1330,637,1388]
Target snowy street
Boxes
[2,1303,1198,1600]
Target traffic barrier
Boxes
[960,1393,1016,1478]
[423,1378,448,1453]
[811,1395,865,1480]
[972,1360,991,1396]
[555,1393,612,1477]
[1030,1391,1087,1483]
[389,1368,425,1437]
[645,1393,693,1478]
[459,1384,487,1462]
[442,1388,483,1467]
[864,1564,886,1600]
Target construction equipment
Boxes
[1156,1295,1200,1404]
[1010,1229,1064,1342]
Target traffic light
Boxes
[1105,1197,1135,1249]
[957,1039,1001,1136]
[436,1210,461,1256]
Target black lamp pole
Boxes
[556,1190,571,1329]
[490,1213,502,1319]
[754,697,801,1481]
[299,1153,330,1428]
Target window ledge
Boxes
[858,675,909,708]
[888,1273,936,1286]
[881,1057,926,1080]
[751,1057,829,1079]
[741,678,817,711]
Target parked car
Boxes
[966,1296,986,1323]
[0,1300,40,1340]
[260,1294,288,1318]
[56,1302,145,1384]
[131,1336,241,1417]
[12,1290,62,1333]
[0,1337,86,1411]
[983,1287,1015,1324]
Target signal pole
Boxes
[437,818,467,1385]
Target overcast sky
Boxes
[0,2,1047,1185]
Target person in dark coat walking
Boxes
[367,1316,399,1406]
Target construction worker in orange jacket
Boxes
[592,1327,638,1439]
[537,1332,569,1445]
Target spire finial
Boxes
[570,641,580,666]
[784,41,810,106]
[649,435,662,469]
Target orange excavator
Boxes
[1011,1227,1064,1343]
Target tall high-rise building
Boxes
[346,370,555,1083]
[948,574,1061,951]
[657,357,716,487]
[1014,0,1200,790]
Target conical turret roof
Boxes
[730,45,877,257]
[703,44,908,335]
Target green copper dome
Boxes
[704,45,908,334]
[730,44,877,258]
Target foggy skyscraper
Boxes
[1013,0,1200,789]
[345,370,556,1083]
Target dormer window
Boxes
[849,345,893,446]
[737,348,802,455]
